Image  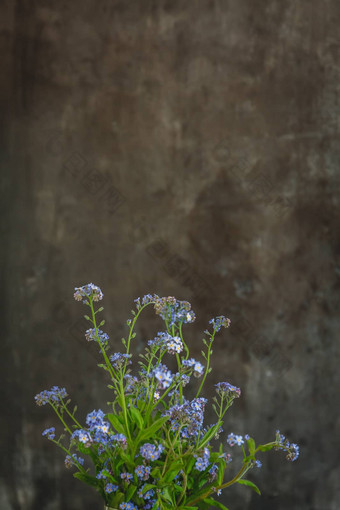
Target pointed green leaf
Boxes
[73,472,100,488]
[142,483,157,494]
[237,479,261,495]
[161,486,174,504]
[257,444,275,452]
[139,416,169,440]
[198,424,219,448]
[126,484,137,501]
[247,437,255,455]
[129,406,144,429]
[107,413,125,434]
[203,498,230,510]
[163,461,184,482]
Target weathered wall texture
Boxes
[1,1,340,509]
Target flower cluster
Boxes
[105,483,118,493]
[165,335,183,354]
[35,283,299,510]
[42,427,55,440]
[137,484,155,500]
[215,382,241,398]
[227,433,244,447]
[152,363,174,390]
[194,447,211,472]
[208,315,231,332]
[165,397,207,439]
[139,442,164,461]
[110,353,132,369]
[65,453,84,468]
[85,328,109,345]
[74,283,103,302]
[134,294,160,308]
[135,465,151,480]
[182,358,205,377]
[153,296,196,326]
[120,472,133,483]
[275,430,300,462]
[147,331,183,354]
[35,386,68,406]
[120,503,138,510]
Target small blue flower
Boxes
[71,429,92,445]
[227,433,236,446]
[120,472,133,483]
[234,435,244,446]
[42,427,55,440]
[96,469,107,479]
[105,483,118,493]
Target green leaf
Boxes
[139,416,169,441]
[73,472,100,488]
[198,424,219,448]
[247,437,256,455]
[185,457,196,475]
[129,406,144,429]
[107,413,125,434]
[203,498,230,510]
[199,477,209,489]
[142,483,157,494]
[237,479,261,495]
[126,484,137,501]
[118,450,134,470]
[257,444,275,452]
[161,487,174,504]
[217,460,225,485]
[185,486,214,504]
[163,461,184,482]
[151,467,161,480]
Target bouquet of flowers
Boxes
[35,284,299,510]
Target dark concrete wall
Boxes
[1,1,339,509]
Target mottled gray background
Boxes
[1,1,340,509]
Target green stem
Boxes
[187,462,250,506]
[161,427,182,477]
[50,403,72,435]
[178,323,189,359]
[119,378,131,442]
[89,299,117,384]
[50,438,86,473]
[89,299,130,441]
[125,301,154,356]
[176,352,183,404]
[196,331,216,398]
[59,398,83,429]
